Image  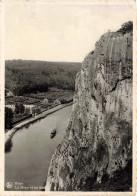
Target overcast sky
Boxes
[5,3,133,62]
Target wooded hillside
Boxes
[5,60,81,95]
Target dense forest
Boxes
[5,60,81,95]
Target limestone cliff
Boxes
[45,23,133,191]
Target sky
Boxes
[5,3,133,62]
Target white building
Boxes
[5,104,15,111]
[24,104,36,113]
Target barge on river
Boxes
[50,129,56,139]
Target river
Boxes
[5,105,72,191]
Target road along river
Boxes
[5,105,72,191]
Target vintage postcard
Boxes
[0,0,136,195]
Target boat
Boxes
[50,129,56,139]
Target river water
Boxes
[5,105,72,191]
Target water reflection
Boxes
[5,140,13,153]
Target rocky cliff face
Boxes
[45,26,132,191]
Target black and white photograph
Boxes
[3,0,136,194]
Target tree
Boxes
[5,107,14,129]
[117,21,133,34]
[15,103,25,114]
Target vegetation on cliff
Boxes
[80,159,132,191]
[117,21,133,34]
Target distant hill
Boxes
[5,60,81,96]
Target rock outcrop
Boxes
[45,23,133,191]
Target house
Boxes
[24,99,41,114]
[24,104,36,113]
[5,104,15,111]
[32,107,41,116]
[5,99,15,111]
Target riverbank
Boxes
[5,102,72,145]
